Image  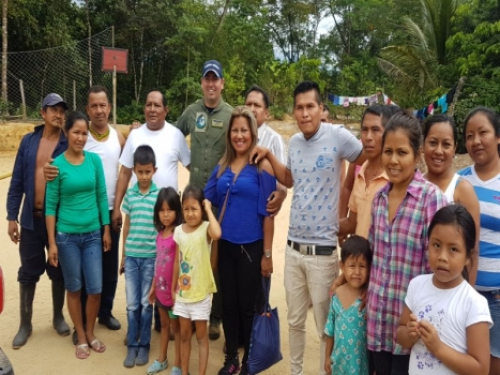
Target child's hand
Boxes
[119,257,125,275]
[418,319,442,355]
[203,199,212,212]
[148,286,155,305]
[407,313,420,341]
[324,359,332,375]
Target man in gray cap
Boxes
[6,93,71,348]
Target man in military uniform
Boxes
[176,60,232,340]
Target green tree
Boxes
[377,0,459,106]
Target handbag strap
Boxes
[218,165,244,224]
[261,276,271,313]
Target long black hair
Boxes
[428,204,476,281]
[153,187,182,232]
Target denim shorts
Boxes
[57,229,103,294]
[479,290,500,358]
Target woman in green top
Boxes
[46,112,110,360]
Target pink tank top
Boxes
[154,233,176,307]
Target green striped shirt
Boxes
[122,182,159,258]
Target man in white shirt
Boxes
[244,85,287,213]
[112,90,191,230]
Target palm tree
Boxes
[377,0,458,94]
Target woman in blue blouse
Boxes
[204,106,277,375]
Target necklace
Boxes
[89,125,110,140]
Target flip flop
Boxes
[89,338,106,353]
[75,344,90,360]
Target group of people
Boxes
[5,57,500,375]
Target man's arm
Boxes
[338,162,356,218]
[7,136,27,222]
[112,166,132,231]
[266,182,287,217]
[117,129,126,150]
[338,211,357,237]
[175,108,191,137]
[7,137,28,243]
[251,146,293,188]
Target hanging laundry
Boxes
[414,84,457,120]
[327,92,398,107]
[437,95,447,114]
[427,103,435,116]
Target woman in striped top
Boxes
[458,107,500,374]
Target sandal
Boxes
[75,344,90,359]
[89,338,106,353]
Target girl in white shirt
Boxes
[397,204,492,375]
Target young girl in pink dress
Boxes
[147,187,182,375]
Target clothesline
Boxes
[327,92,397,107]
[412,85,456,120]
[328,84,460,120]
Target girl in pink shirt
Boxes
[147,187,182,375]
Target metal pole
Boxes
[112,26,116,127]
[73,80,76,110]
[19,79,26,119]
[113,64,117,127]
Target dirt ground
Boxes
[0,120,473,375]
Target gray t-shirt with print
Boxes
[287,123,362,246]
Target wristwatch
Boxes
[264,250,272,259]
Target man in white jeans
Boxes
[252,81,363,374]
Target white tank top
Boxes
[443,173,460,204]
[85,126,121,209]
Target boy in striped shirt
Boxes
[120,145,159,368]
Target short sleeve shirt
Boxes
[287,124,362,246]
[119,122,190,190]
[348,161,389,239]
[258,123,286,164]
[324,295,369,375]
[173,221,216,303]
[122,182,159,257]
[204,164,276,244]
[406,275,492,375]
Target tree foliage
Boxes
[1,0,499,123]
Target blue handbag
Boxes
[247,276,283,374]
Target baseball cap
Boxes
[42,93,68,110]
[202,60,223,78]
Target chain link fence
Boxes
[1,28,113,120]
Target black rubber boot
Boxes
[51,280,70,336]
[12,284,35,349]
[0,347,14,375]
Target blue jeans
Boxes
[57,229,103,294]
[80,210,121,323]
[479,290,500,358]
[125,256,155,349]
